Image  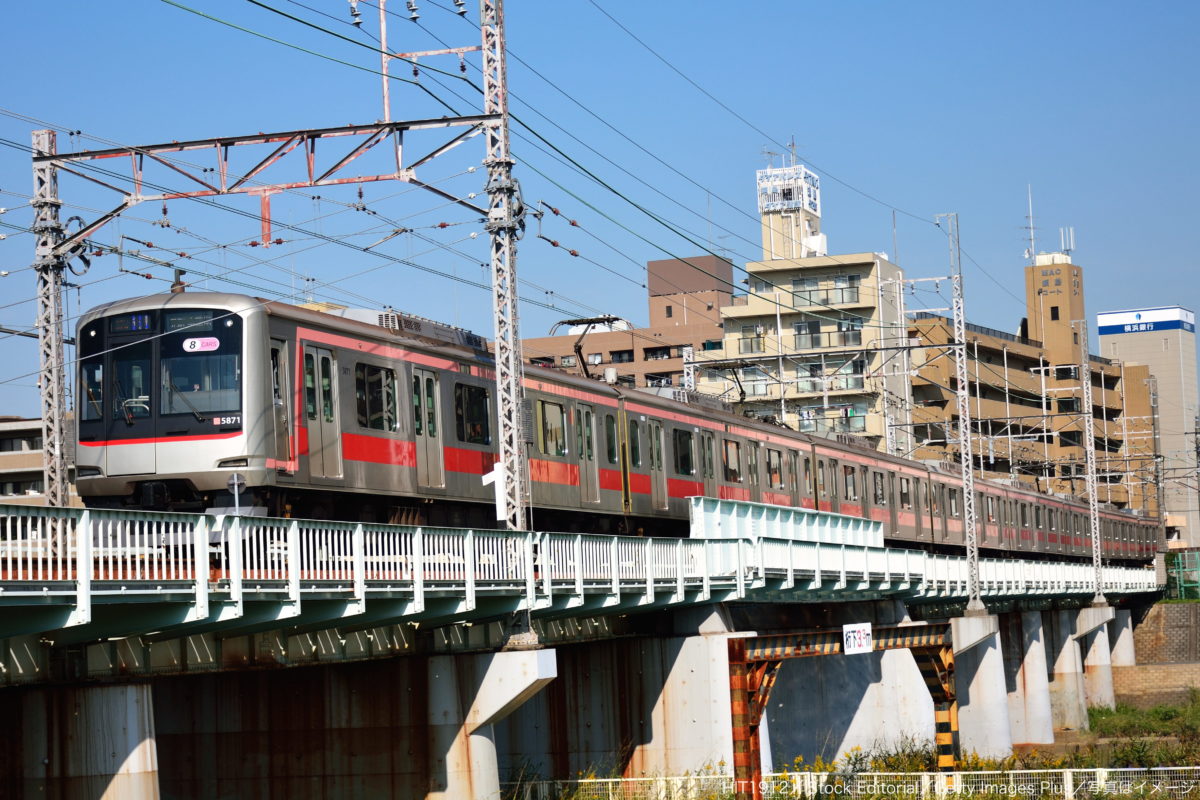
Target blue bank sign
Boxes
[1098,307,1195,336]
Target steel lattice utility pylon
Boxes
[31,130,69,509]
[480,0,529,531]
[1078,322,1106,605]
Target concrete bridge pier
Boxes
[1045,609,1089,731]
[428,648,557,800]
[952,614,1013,759]
[1109,608,1136,667]
[3,682,160,799]
[1000,610,1054,746]
[1077,606,1116,710]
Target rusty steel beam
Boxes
[728,624,958,800]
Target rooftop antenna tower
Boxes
[1023,184,1037,265]
[1059,226,1076,256]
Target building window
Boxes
[665,305,673,318]
[610,350,634,364]
[530,357,555,367]
[587,353,603,365]
[701,339,722,351]
[1050,306,1060,321]
[644,346,671,361]
[793,318,821,349]
[561,355,576,367]
[454,384,491,444]
[739,325,765,354]
[646,373,673,388]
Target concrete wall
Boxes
[766,649,934,767]
[155,660,431,798]
[495,634,734,780]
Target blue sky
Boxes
[0,1,1196,416]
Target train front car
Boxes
[75,293,269,512]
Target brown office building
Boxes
[521,256,732,392]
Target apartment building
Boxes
[520,256,731,391]
[0,416,81,507]
[907,254,1157,515]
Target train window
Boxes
[803,456,812,493]
[948,488,959,517]
[320,356,335,423]
[356,364,399,432]
[747,445,759,487]
[453,384,490,444]
[873,472,887,506]
[424,377,437,436]
[81,356,104,421]
[930,485,941,515]
[766,449,784,490]
[899,477,912,509]
[1049,509,1057,531]
[672,429,695,475]
[843,466,858,502]
[411,375,422,435]
[787,451,799,493]
[1035,505,1043,529]
[628,419,642,467]
[986,496,995,522]
[701,434,715,479]
[817,459,826,497]
[605,415,617,464]
[537,401,567,456]
[112,340,152,420]
[1019,503,1028,527]
[305,354,317,420]
[722,439,742,483]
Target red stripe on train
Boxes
[78,431,241,447]
[342,433,416,466]
[530,459,579,486]
[599,469,623,492]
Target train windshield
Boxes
[76,307,243,440]
[161,352,240,415]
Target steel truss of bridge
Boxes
[0,498,1160,685]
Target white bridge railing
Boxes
[0,501,1162,628]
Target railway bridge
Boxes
[0,498,1163,799]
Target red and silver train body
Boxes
[74,292,1158,564]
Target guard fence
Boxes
[504,767,1200,799]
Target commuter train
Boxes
[73,292,1159,564]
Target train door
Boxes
[578,403,599,504]
[106,338,156,476]
[303,345,343,479]
[701,433,718,499]
[270,340,293,471]
[412,367,444,488]
[648,420,668,510]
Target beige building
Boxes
[696,252,908,443]
[908,253,1158,515]
[1098,306,1198,544]
[520,256,731,391]
[0,416,81,507]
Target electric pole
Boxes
[938,212,984,614]
[481,0,529,531]
[31,130,69,508]
[1078,321,1106,605]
